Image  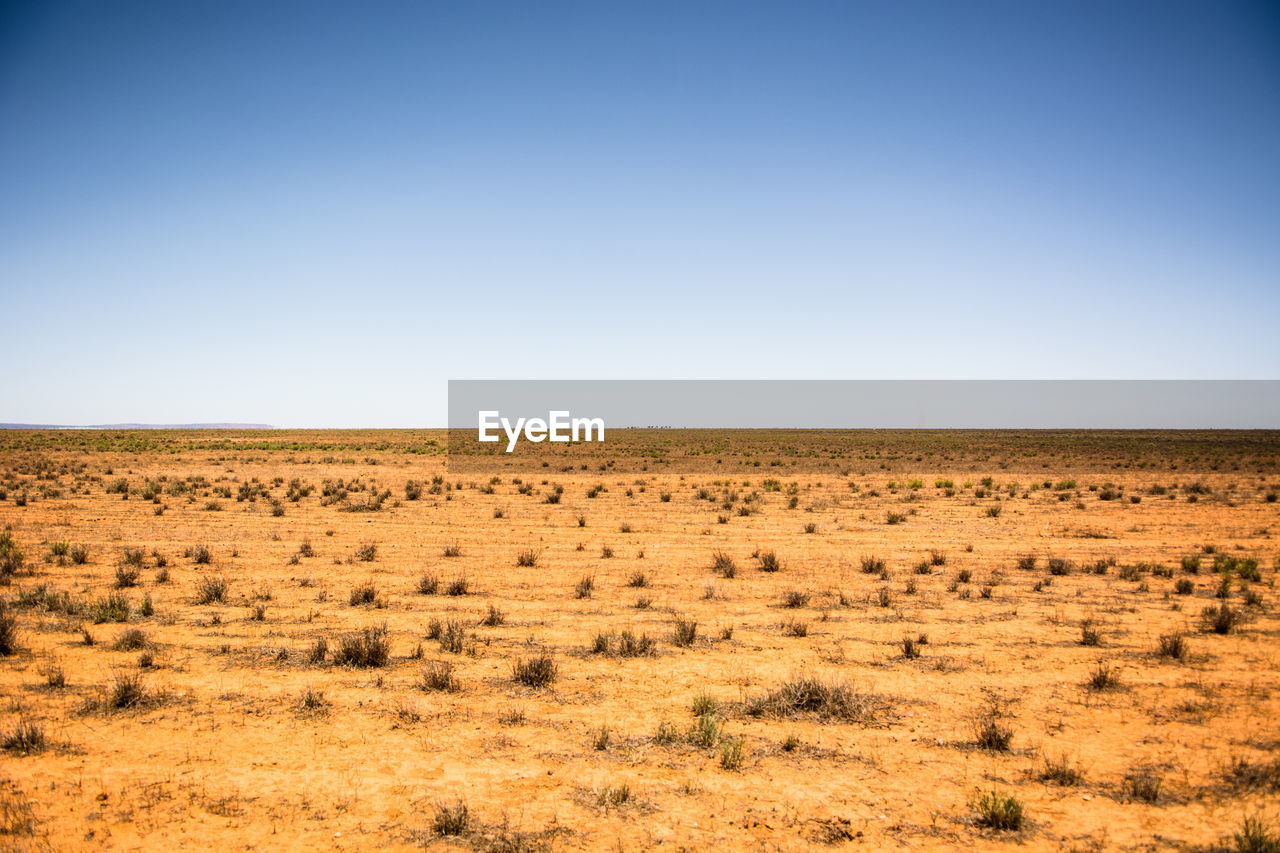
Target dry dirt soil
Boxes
[0,429,1278,852]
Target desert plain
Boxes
[0,428,1277,851]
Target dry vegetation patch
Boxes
[0,428,1277,849]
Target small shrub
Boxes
[332,625,390,667]
[43,662,65,688]
[195,575,229,605]
[432,800,470,836]
[688,712,721,747]
[1201,602,1240,634]
[1088,660,1119,690]
[91,592,131,623]
[597,783,630,808]
[437,619,467,654]
[1157,632,1187,660]
[672,617,697,647]
[1124,768,1161,803]
[574,575,594,599]
[973,703,1013,751]
[1225,756,1280,793]
[1,718,45,754]
[653,720,679,744]
[112,628,149,651]
[114,564,141,588]
[1079,621,1101,646]
[712,551,737,578]
[756,550,782,572]
[591,631,614,655]
[418,660,460,692]
[782,589,810,608]
[299,685,327,711]
[974,790,1023,830]
[498,706,526,726]
[719,736,744,770]
[348,581,378,606]
[615,629,655,657]
[1235,816,1280,853]
[108,671,147,709]
[307,637,328,663]
[513,653,557,688]
[1040,753,1083,786]
[745,675,876,722]
[783,618,809,637]
[0,532,24,574]
[417,573,439,595]
[691,692,718,717]
[0,606,18,655]
[860,555,885,574]
[515,548,540,567]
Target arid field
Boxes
[0,428,1278,851]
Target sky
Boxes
[1,1,1278,427]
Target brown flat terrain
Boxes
[0,429,1278,851]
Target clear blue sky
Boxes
[2,1,1277,426]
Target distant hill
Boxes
[0,423,274,430]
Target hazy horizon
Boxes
[4,378,1280,431]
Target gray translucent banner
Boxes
[448,380,1280,431]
